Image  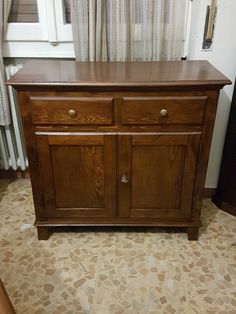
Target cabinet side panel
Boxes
[17,91,42,219]
[192,90,220,221]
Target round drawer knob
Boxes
[160,109,168,117]
[68,109,77,117]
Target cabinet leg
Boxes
[187,227,199,241]
[37,226,51,240]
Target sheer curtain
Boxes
[0,0,12,125]
[70,0,188,62]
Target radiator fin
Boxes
[0,64,28,170]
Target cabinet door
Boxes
[36,134,116,219]
[118,134,200,219]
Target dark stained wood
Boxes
[35,134,116,221]
[51,145,105,209]
[30,96,114,125]
[7,60,231,88]
[0,279,15,314]
[191,90,220,223]
[37,226,51,240]
[17,92,43,221]
[187,227,199,241]
[118,134,200,219]
[122,96,207,125]
[48,135,104,146]
[7,61,230,240]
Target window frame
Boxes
[5,0,48,41]
[3,0,192,59]
[4,0,74,58]
[54,0,73,42]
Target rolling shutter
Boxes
[8,0,38,23]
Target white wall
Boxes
[188,0,236,188]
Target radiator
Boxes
[0,64,28,170]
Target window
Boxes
[8,0,39,23]
[3,0,192,59]
[4,0,74,58]
[5,0,48,42]
[63,0,71,24]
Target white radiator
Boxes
[0,64,28,170]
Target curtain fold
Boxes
[0,0,12,126]
[70,0,187,62]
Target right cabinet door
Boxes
[118,134,201,219]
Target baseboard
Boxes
[0,169,29,179]
[203,188,216,198]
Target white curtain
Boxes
[0,0,12,125]
[70,0,188,62]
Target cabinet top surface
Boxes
[7,60,231,88]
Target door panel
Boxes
[118,134,201,219]
[132,145,185,209]
[51,145,105,209]
[36,134,116,219]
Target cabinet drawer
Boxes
[122,96,207,125]
[30,96,114,125]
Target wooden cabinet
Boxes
[118,134,200,220]
[36,134,116,219]
[7,60,230,240]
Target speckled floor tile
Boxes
[0,179,236,314]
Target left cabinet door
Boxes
[35,134,116,219]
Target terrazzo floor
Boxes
[0,179,236,314]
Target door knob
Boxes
[68,109,77,117]
[121,174,128,183]
[160,108,168,117]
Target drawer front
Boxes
[121,96,208,125]
[30,96,114,125]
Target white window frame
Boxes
[54,0,73,42]
[3,0,74,58]
[5,0,48,41]
[3,0,192,59]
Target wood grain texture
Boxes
[7,60,231,88]
[51,145,105,209]
[118,134,200,219]
[30,96,114,125]
[191,90,221,222]
[131,145,185,209]
[8,61,230,240]
[36,134,116,219]
[122,96,207,125]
